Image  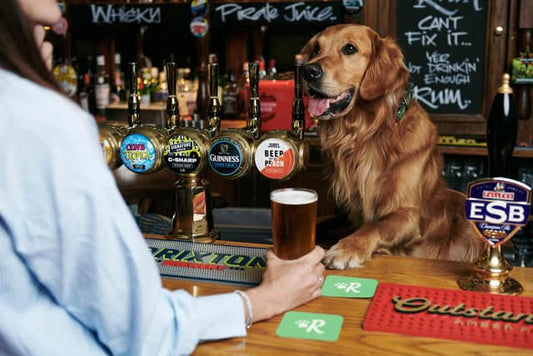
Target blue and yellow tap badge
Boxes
[465,178,531,247]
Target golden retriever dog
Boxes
[300,24,484,270]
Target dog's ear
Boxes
[300,33,319,62]
[359,33,409,101]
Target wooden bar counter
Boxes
[158,240,533,356]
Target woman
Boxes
[0,1,325,355]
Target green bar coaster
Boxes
[275,311,343,342]
[321,275,378,298]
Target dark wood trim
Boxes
[483,0,511,117]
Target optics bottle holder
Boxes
[163,61,218,242]
[120,62,168,174]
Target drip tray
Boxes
[213,208,272,244]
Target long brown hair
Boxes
[0,0,62,92]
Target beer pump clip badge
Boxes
[254,138,295,180]
[164,134,203,176]
[465,177,531,246]
[120,133,157,173]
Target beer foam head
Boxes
[270,188,317,205]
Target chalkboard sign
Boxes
[68,4,189,27]
[211,1,342,26]
[397,1,487,114]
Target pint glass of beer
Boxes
[270,188,318,259]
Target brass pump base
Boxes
[172,229,219,243]
[457,276,523,295]
[171,178,219,243]
[457,245,523,295]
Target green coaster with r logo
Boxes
[275,311,343,342]
[321,275,378,298]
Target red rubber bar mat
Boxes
[363,283,533,349]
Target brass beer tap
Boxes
[253,54,307,181]
[120,62,168,174]
[206,63,259,180]
[163,61,218,242]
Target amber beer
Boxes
[270,188,318,259]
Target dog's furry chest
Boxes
[324,141,389,218]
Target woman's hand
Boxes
[246,246,325,323]
[33,25,54,71]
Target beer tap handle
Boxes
[207,63,221,137]
[209,62,218,98]
[248,62,261,139]
[249,62,259,98]
[127,62,141,128]
[487,73,517,177]
[292,54,305,140]
[165,61,179,129]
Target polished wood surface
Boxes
[162,253,533,356]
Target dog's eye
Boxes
[342,43,358,55]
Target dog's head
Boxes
[300,24,409,121]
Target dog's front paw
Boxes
[323,236,374,270]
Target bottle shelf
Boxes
[305,136,533,158]
[437,145,533,158]
[107,102,166,111]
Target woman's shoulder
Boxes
[0,68,94,132]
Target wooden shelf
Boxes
[107,102,166,111]
[437,146,533,158]
[305,136,533,159]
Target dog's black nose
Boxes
[302,63,323,81]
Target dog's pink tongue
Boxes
[308,97,329,117]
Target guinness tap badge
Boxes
[208,133,253,179]
[459,177,531,295]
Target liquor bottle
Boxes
[53,62,78,98]
[258,59,267,80]
[94,54,110,117]
[110,53,125,104]
[267,59,277,80]
[487,73,517,177]
[149,67,159,102]
[139,67,151,105]
[292,54,305,139]
[207,62,221,137]
[156,70,168,102]
[79,72,95,114]
[239,62,250,116]
[222,70,240,119]
[177,67,195,119]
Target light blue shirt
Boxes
[0,69,246,355]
